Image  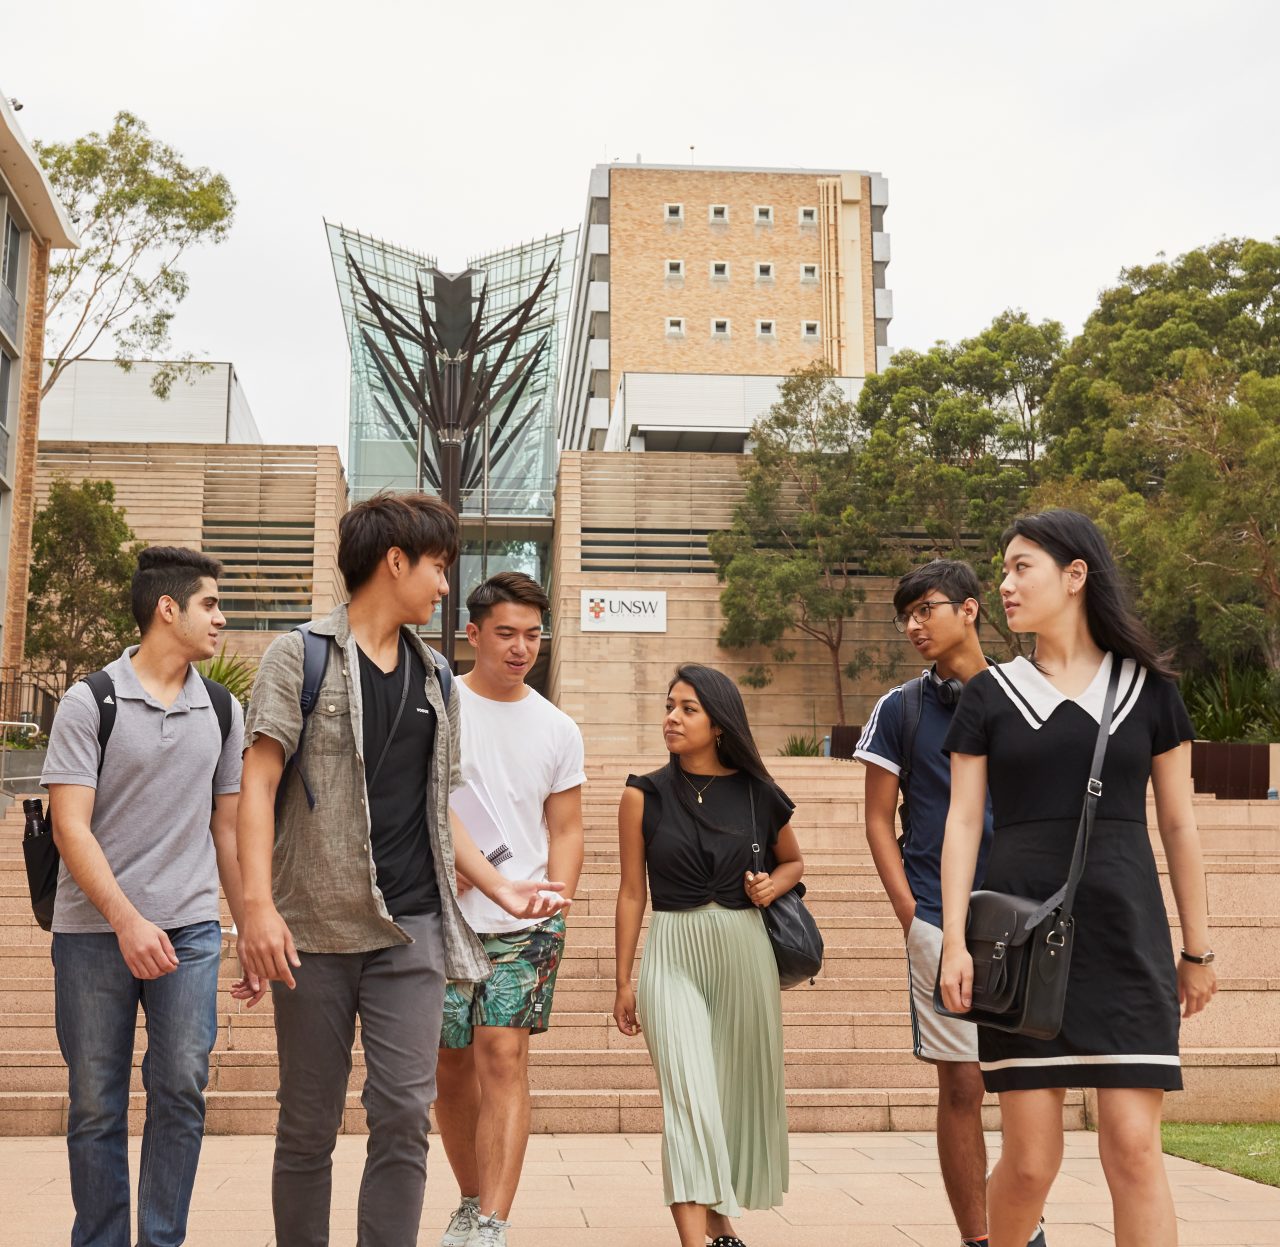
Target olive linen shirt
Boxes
[243,604,491,979]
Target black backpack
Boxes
[895,673,928,852]
[23,671,234,932]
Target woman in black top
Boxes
[614,665,803,1247]
[938,510,1217,1247]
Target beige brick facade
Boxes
[607,168,871,399]
[548,451,921,757]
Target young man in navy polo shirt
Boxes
[857,559,1045,1247]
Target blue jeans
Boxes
[53,920,222,1247]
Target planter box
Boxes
[829,725,862,761]
[1190,740,1271,800]
[1,748,48,788]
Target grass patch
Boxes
[1161,1122,1280,1187]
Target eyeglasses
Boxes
[893,600,964,632]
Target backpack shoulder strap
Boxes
[200,677,234,745]
[426,646,453,707]
[82,670,117,777]
[278,622,332,814]
[297,621,330,717]
[896,674,928,847]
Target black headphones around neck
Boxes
[930,667,964,707]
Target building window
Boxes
[0,351,11,428]
[666,259,685,278]
[2,216,19,296]
[709,204,729,223]
[754,205,773,225]
[756,319,776,339]
[664,203,684,223]
[711,318,731,338]
[802,320,821,339]
[710,260,730,281]
[755,262,774,283]
[666,317,686,337]
[801,263,819,283]
[798,206,818,225]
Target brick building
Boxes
[557,164,891,454]
[0,93,77,667]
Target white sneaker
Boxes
[441,1196,481,1247]
[475,1213,510,1246]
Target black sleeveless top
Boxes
[625,767,795,912]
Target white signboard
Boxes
[581,589,668,633]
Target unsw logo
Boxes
[588,597,606,620]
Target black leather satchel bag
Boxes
[933,660,1121,1040]
[749,789,824,989]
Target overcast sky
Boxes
[8,0,1278,458]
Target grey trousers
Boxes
[271,913,446,1247]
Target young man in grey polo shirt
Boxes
[42,546,250,1247]
[237,492,570,1247]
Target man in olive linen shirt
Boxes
[236,492,570,1247]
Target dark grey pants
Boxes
[271,913,446,1247]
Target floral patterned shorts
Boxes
[440,912,566,1047]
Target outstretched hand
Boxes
[493,879,571,920]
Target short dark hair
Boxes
[893,558,983,616]
[337,491,460,594]
[131,546,222,634]
[466,571,550,627]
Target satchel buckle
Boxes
[1045,927,1067,948]
[1087,778,1103,797]
[992,941,1006,961]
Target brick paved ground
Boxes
[4,1131,1280,1246]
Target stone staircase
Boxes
[2,757,1279,1136]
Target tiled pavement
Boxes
[4,1131,1280,1247]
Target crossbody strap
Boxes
[1023,656,1123,934]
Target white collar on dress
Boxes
[987,652,1146,734]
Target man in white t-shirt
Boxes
[436,572,585,1247]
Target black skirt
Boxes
[977,816,1182,1093]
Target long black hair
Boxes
[667,664,778,831]
[1001,509,1177,679]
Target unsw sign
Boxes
[580,590,668,633]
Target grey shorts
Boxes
[904,915,979,1063]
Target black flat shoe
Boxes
[710,1238,747,1247]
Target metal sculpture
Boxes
[344,251,555,663]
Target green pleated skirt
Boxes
[638,903,788,1215]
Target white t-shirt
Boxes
[455,679,586,934]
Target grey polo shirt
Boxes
[41,647,244,934]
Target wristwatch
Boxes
[1180,948,1215,965]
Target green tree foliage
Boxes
[26,479,141,686]
[1042,237,1280,490]
[708,364,883,725]
[35,111,236,399]
[856,311,1063,649]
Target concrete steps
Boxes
[3,756,1280,1135]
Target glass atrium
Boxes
[326,223,578,643]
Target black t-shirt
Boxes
[625,766,795,912]
[358,641,440,917]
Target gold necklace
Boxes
[681,771,717,804]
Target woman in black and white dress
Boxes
[938,510,1217,1247]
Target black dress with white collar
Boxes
[943,652,1195,1092]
